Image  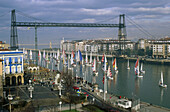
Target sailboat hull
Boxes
[159,84,167,88]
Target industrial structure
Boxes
[10,9,126,64]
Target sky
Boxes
[0,0,170,48]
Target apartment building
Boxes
[0,50,24,86]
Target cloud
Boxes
[0,0,170,46]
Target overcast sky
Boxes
[0,0,170,48]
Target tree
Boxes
[146,47,152,56]
[61,72,76,111]
[125,48,131,57]
[137,49,145,56]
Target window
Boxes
[18,57,21,63]
[11,66,16,74]
[5,66,10,74]
[17,65,21,73]
[6,58,9,65]
[12,58,15,64]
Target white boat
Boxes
[127,59,130,70]
[107,66,113,80]
[135,58,143,78]
[140,63,145,73]
[92,58,98,76]
[113,58,118,74]
[159,71,167,88]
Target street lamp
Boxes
[28,85,34,98]
[58,81,62,97]
[59,101,62,111]
[8,94,13,112]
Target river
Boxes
[46,56,170,109]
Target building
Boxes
[0,59,3,100]
[152,41,170,58]
[0,41,10,49]
[0,50,24,86]
[137,39,151,51]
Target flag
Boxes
[102,75,105,84]
[101,54,104,62]
[113,58,116,68]
[43,50,46,59]
[79,50,82,61]
[38,50,41,64]
[30,50,32,60]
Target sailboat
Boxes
[159,71,167,88]
[113,58,118,74]
[107,66,113,80]
[92,58,98,76]
[71,51,76,67]
[140,63,145,73]
[127,59,130,70]
[135,58,143,78]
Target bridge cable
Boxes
[126,15,156,39]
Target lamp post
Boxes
[59,101,62,111]
[8,95,13,112]
[28,85,34,98]
[58,81,62,97]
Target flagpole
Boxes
[104,72,107,101]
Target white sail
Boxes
[160,71,163,84]
[127,59,130,69]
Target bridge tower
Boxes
[10,9,19,50]
[118,14,126,40]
